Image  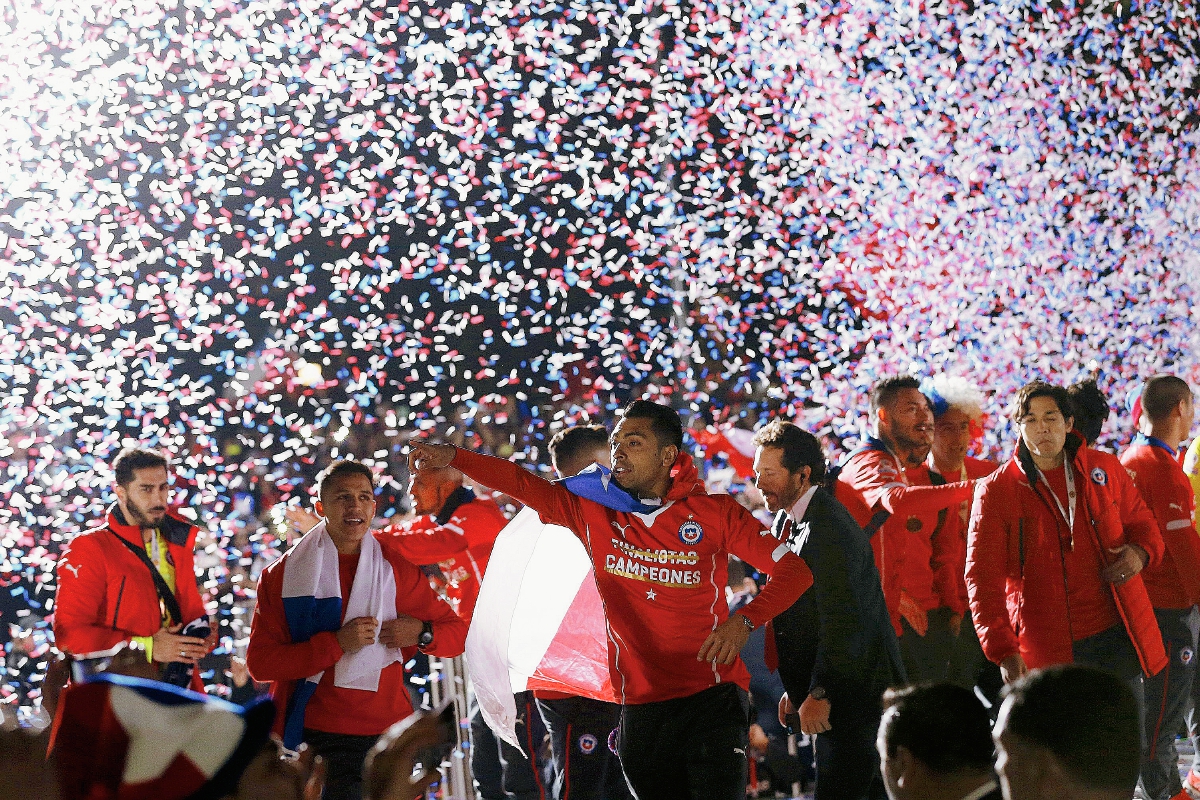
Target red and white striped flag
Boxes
[466,506,616,749]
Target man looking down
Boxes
[409,400,814,800]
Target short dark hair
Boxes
[1141,375,1192,423]
[113,447,169,487]
[620,400,684,450]
[880,683,994,774]
[870,376,923,415]
[548,425,609,476]
[1010,380,1073,424]
[1067,379,1109,444]
[751,420,827,483]
[316,460,376,499]
[1001,665,1139,793]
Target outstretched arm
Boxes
[410,443,587,535]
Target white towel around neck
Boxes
[282,520,404,692]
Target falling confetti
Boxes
[1,0,1199,710]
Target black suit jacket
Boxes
[770,488,906,710]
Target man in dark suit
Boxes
[877,683,1001,800]
[751,420,906,800]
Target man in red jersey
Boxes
[1120,375,1198,800]
[834,377,975,680]
[247,460,467,800]
[921,376,1000,695]
[54,447,212,687]
[410,400,814,800]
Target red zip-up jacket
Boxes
[382,490,507,621]
[246,531,467,739]
[927,456,999,615]
[1121,436,1200,610]
[836,441,974,634]
[450,448,814,705]
[54,506,208,656]
[967,435,1166,675]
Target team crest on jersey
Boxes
[1090,467,1107,486]
[678,520,704,546]
[579,733,598,754]
[1183,648,1195,666]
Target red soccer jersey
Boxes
[1122,439,1200,609]
[451,449,814,705]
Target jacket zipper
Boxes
[1018,519,1025,576]
[112,577,126,629]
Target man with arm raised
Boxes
[410,400,814,800]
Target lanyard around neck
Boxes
[1038,463,1077,535]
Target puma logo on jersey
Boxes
[62,563,81,578]
[611,521,633,539]
[1170,502,1187,512]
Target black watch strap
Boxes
[418,620,434,649]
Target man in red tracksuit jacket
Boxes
[921,376,1000,695]
[383,465,508,623]
[1120,375,1199,800]
[835,377,975,682]
[967,381,1166,691]
[55,447,212,684]
[386,461,549,800]
[247,460,467,800]
[410,400,814,800]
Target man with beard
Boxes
[835,377,976,678]
[752,420,904,800]
[55,447,212,686]
[409,400,814,800]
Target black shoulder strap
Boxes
[928,470,950,541]
[108,529,183,626]
[862,509,892,538]
[828,463,891,538]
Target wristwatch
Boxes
[809,686,827,701]
[418,621,434,650]
[738,614,755,632]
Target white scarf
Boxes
[281,520,403,691]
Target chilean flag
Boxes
[466,465,651,750]
[693,425,757,479]
[50,673,274,800]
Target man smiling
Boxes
[247,460,467,800]
[410,400,814,800]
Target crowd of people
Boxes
[1,369,1196,800]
